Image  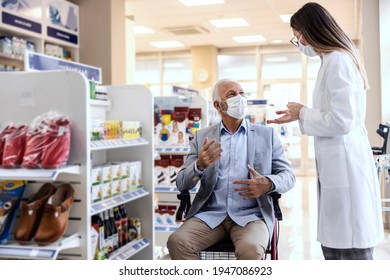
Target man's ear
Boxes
[214,100,220,111]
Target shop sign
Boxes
[25,51,102,83]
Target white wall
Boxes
[362,0,381,145]
[380,0,390,123]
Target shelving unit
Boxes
[154,95,208,251]
[0,0,80,71]
[0,71,154,260]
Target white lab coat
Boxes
[299,51,384,249]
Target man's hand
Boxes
[233,165,272,200]
[196,137,223,171]
[267,102,304,124]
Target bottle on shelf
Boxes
[102,211,113,257]
[119,204,129,245]
[91,214,105,260]
[109,208,118,251]
[113,206,122,248]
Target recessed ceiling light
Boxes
[233,35,265,43]
[134,25,154,34]
[209,18,249,28]
[178,0,224,6]
[280,14,292,24]
[271,39,283,44]
[150,41,184,48]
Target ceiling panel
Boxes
[126,0,359,53]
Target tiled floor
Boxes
[158,176,390,260]
[278,176,390,260]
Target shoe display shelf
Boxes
[153,96,207,250]
[0,71,154,260]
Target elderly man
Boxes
[167,79,295,260]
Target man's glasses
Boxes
[290,36,299,47]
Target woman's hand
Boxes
[267,102,304,124]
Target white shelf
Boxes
[108,238,150,260]
[155,146,190,155]
[90,99,111,107]
[0,233,80,260]
[155,225,180,232]
[0,52,24,62]
[0,165,81,181]
[91,138,149,151]
[155,185,198,193]
[91,188,149,215]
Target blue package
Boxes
[0,181,26,244]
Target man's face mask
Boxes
[220,94,248,120]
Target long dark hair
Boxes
[291,2,369,89]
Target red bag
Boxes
[41,117,71,169]
[2,125,28,168]
[0,124,17,165]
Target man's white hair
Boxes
[212,78,239,102]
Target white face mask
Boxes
[221,94,248,119]
[297,40,317,57]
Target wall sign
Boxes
[2,11,42,34]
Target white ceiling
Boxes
[125,0,360,54]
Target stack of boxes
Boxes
[91,161,142,204]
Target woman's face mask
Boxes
[220,94,248,119]
[297,40,317,57]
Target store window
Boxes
[162,57,191,96]
[261,53,303,173]
[135,59,160,96]
[262,53,302,79]
[218,54,257,98]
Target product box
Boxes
[169,155,184,185]
[101,182,112,200]
[0,181,27,244]
[101,166,111,184]
[122,121,142,139]
[121,162,129,179]
[0,36,12,56]
[120,178,130,194]
[111,180,121,197]
[91,167,102,186]
[110,163,121,181]
[171,110,188,146]
[129,161,142,191]
[91,184,102,204]
[156,111,172,146]
[154,155,170,186]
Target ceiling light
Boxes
[178,0,224,6]
[150,41,184,48]
[134,25,154,34]
[280,14,292,24]
[271,40,283,44]
[209,18,249,28]
[233,35,265,43]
